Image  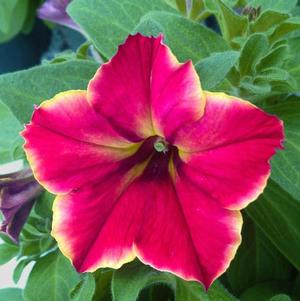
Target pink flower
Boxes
[21,34,283,289]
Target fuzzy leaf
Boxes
[247,0,297,13]
[285,36,300,86]
[0,0,29,43]
[265,96,300,200]
[247,180,300,271]
[240,281,291,301]
[227,216,293,295]
[195,51,239,89]
[70,274,95,301]
[112,261,237,301]
[256,44,289,71]
[0,60,98,124]
[251,11,289,33]
[0,100,22,164]
[0,288,24,301]
[205,0,248,42]
[134,11,229,63]
[24,251,80,301]
[0,243,19,265]
[239,33,269,75]
[270,17,300,42]
[68,0,175,59]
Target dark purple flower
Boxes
[37,0,80,31]
[0,168,43,243]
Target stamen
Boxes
[154,137,168,153]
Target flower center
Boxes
[154,137,168,153]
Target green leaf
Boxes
[24,251,80,301]
[0,232,16,245]
[13,259,31,284]
[176,279,237,301]
[270,17,300,42]
[264,96,300,200]
[93,269,113,301]
[175,0,187,15]
[189,0,205,20]
[250,11,289,33]
[112,261,237,301]
[205,0,248,43]
[112,261,174,301]
[0,100,22,164]
[0,288,24,301]
[70,273,95,301]
[0,243,19,265]
[292,6,300,17]
[227,215,294,295]
[246,180,300,271]
[0,0,29,43]
[247,0,297,13]
[269,294,292,301]
[195,51,239,89]
[0,60,98,124]
[292,273,300,300]
[134,11,229,63]
[256,44,289,71]
[285,36,300,86]
[256,67,294,82]
[34,191,54,219]
[68,0,175,59]
[240,76,271,95]
[239,33,269,76]
[240,281,291,301]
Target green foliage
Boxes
[269,295,292,301]
[0,288,24,301]
[240,281,292,301]
[227,215,294,296]
[70,273,96,301]
[195,51,239,89]
[112,261,237,301]
[206,0,248,44]
[265,96,300,200]
[247,180,300,271]
[68,0,176,59]
[13,259,32,284]
[285,36,300,86]
[247,0,297,13]
[0,243,19,265]
[0,60,98,123]
[250,11,289,33]
[134,11,229,63]
[24,251,80,301]
[0,100,22,163]
[0,0,29,43]
[93,270,113,301]
[239,33,269,76]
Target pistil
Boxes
[154,137,169,153]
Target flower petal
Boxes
[52,170,141,273]
[134,175,241,290]
[52,155,241,289]
[22,90,138,194]
[88,34,204,140]
[174,91,284,210]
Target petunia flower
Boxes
[0,168,43,243]
[21,34,284,289]
[37,0,80,32]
